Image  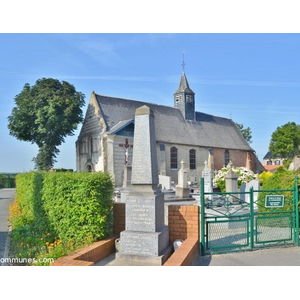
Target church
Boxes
[76,71,261,187]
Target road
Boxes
[194,246,300,266]
[0,188,15,264]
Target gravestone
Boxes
[225,161,239,204]
[118,105,171,265]
[240,179,260,208]
[202,160,213,200]
[176,160,190,198]
[159,175,171,190]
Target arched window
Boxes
[189,149,196,170]
[170,147,178,169]
[224,150,230,166]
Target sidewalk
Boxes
[195,246,300,266]
[0,188,15,265]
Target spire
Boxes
[175,72,195,94]
[182,51,186,72]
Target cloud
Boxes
[60,34,123,67]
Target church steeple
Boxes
[174,71,195,121]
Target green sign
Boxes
[265,195,284,208]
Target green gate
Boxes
[200,177,299,255]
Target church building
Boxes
[76,71,261,187]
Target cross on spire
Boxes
[182,51,186,72]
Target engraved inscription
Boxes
[131,116,152,184]
[121,232,158,256]
[126,197,155,231]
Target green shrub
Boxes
[258,171,273,185]
[9,171,114,265]
[42,172,114,245]
[0,173,17,188]
[258,167,296,212]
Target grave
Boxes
[117,105,171,265]
[225,161,239,204]
[202,160,213,200]
[176,160,190,198]
[240,179,260,208]
[159,174,172,190]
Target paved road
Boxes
[0,188,15,264]
[194,246,300,266]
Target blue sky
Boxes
[1,33,300,172]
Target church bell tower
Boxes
[174,55,195,120]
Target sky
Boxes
[1,33,300,172]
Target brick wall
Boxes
[213,148,256,171]
[168,205,199,245]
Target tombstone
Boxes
[202,160,213,200]
[246,180,260,208]
[176,160,190,198]
[159,175,171,190]
[239,183,246,203]
[225,161,239,204]
[118,105,171,265]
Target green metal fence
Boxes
[200,176,299,255]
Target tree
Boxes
[269,122,300,159]
[235,122,253,144]
[8,78,85,170]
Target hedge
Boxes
[0,173,17,188]
[258,167,297,212]
[9,171,114,265]
[42,172,113,244]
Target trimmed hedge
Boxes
[9,172,114,265]
[42,172,113,244]
[258,167,297,212]
[0,173,16,188]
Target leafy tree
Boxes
[8,78,85,170]
[235,122,253,144]
[269,122,300,159]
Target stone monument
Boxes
[176,160,190,198]
[225,161,239,204]
[118,105,171,265]
[240,179,260,208]
[202,160,213,200]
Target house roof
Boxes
[263,151,282,160]
[264,165,280,173]
[95,93,253,151]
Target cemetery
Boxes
[4,64,300,266]
[5,102,299,266]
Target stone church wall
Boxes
[76,100,105,172]
[162,143,208,184]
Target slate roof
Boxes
[263,151,282,160]
[95,93,253,151]
[175,72,195,94]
